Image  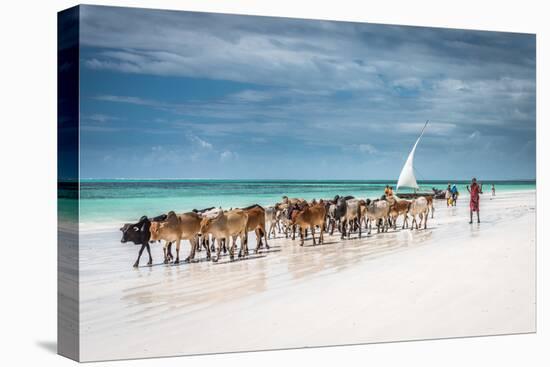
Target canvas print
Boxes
[58,5,536,362]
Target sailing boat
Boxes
[395,120,430,198]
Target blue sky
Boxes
[78,5,536,180]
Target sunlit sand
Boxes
[76,190,535,361]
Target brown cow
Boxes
[242,204,270,254]
[198,209,248,262]
[387,196,411,230]
[281,196,306,206]
[287,201,309,240]
[150,211,208,264]
[293,201,326,246]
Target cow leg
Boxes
[133,244,145,268]
[300,227,306,246]
[267,222,273,239]
[185,238,197,262]
[431,205,435,219]
[174,238,181,264]
[229,236,236,261]
[163,244,169,264]
[205,238,211,261]
[320,223,324,244]
[340,219,346,239]
[264,226,270,249]
[214,238,223,262]
[165,242,174,262]
[243,233,249,256]
[358,218,362,238]
[237,235,243,258]
[246,233,250,254]
[254,228,261,254]
[210,234,216,252]
[146,243,153,266]
[243,232,250,256]
[311,225,316,245]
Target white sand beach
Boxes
[78,190,536,362]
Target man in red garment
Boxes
[466,177,483,224]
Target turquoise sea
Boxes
[59,179,535,229]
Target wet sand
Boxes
[78,190,536,361]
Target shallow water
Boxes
[66,179,535,229]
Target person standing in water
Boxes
[466,178,483,224]
[491,184,496,196]
[445,183,452,207]
[451,184,458,206]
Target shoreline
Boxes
[78,189,536,361]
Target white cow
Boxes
[408,196,429,230]
[364,199,390,234]
[264,205,278,239]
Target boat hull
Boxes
[395,192,437,200]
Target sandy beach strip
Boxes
[78,190,536,361]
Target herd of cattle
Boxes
[120,194,435,268]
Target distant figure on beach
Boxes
[492,184,496,196]
[451,184,458,206]
[445,183,452,207]
[466,178,483,224]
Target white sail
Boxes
[396,121,428,191]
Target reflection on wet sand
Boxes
[78,190,535,360]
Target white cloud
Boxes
[220,150,238,161]
[392,77,422,89]
[188,134,213,149]
[357,144,378,154]
[469,131,481,140]
[229,90,273,103]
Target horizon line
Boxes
[75,177,537,182]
